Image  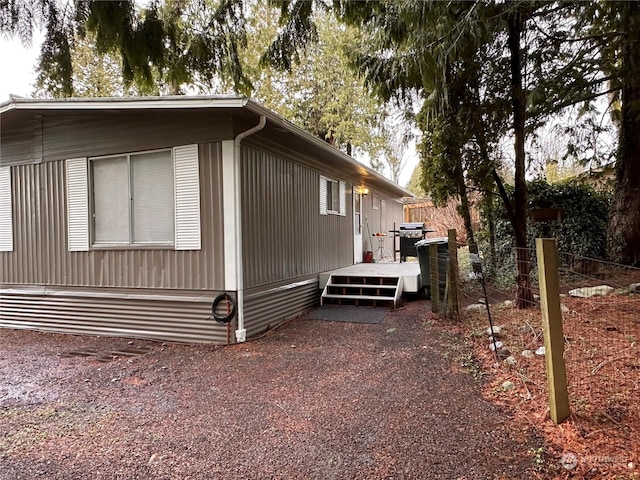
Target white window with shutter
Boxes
[66,144,200,251]
[0,166,13,252]
[319,176,346,216]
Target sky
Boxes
[0,35,43,101]
[0,35,417,187]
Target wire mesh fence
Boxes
[555,253,639,428]
[457,245,541,314]
[453,241,640,471]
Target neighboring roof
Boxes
[0,95,412,198]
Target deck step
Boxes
[321,274,404,308]
[328,283,396,289]
[322,294,396,301]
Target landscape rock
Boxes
[560,303,569,313]
[501,380,515,391]
[486,325,503,336]
[466,303,487,313]
[489,341,504,352]
[630,283,640,293]
[535,346,546,356]
[568,285,614,298]
[505,356,517,366]
[614,288,631,296]
[502,300,514,308]
[521,350,534,359]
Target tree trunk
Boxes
[456,171,476,248]
[507,6,534,308]
[609,2,640,266]
[484,190,498,276]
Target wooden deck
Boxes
[319,261,422,293]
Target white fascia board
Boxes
[0,95,248,115]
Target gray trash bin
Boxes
[415,238,449,299]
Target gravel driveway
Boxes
[0,300,543,479]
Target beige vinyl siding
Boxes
[383,198,404,231]
[0,143,225,290]
[43,111,234,163]
[358,190,404,258]
[0,111,234,167]
[241,144,353,290]
[0,113,43,166]
[0,163,41,284]
[363,191,403,234]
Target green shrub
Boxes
[478,180,610,284]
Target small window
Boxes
[372,194,379,210]
[326,179,340,213]
[91,150,174,247]
[319,176,346,216]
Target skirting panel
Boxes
[0,286,231,344]
[243,277,320,338]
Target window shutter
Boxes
[66,158,89,252]
[339,181,346,216]
[319,176,327,215]
[173,144,201,250]
[0,167,13,252]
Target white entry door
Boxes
[354,192,363,263]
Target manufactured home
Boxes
[0,95,410,344]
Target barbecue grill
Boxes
[398,222,428,261]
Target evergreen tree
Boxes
[3,0,640,264]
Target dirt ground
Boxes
[1,300,549,480]
[457,294,640,480]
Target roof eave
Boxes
[0,95,413,198]
[0,95,249,115]
[244,100,413,198]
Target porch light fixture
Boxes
[361,187,369,196]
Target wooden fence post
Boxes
[429,243,440,313]
[446,229,460,318]
[536,238,570,424]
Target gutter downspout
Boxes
[233,115,266,342]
